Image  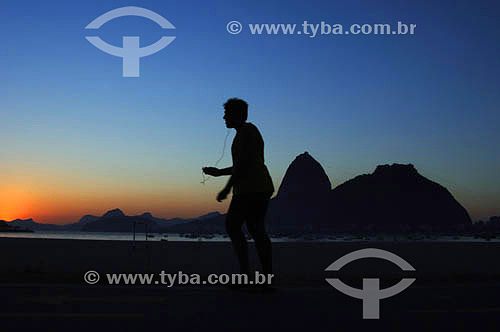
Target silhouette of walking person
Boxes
[203,98,275,289]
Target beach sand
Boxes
[1,238,499,285]
[1,238,500,330]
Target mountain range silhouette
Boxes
[267,152,471,231]
[2,152,473,232]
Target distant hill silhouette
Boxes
[1,210,222,233]
[0,220,33,232]
[101,208,125,219]
[72,215,100,228]
[5,218,61,231]
[138,211,220,228]
[80,209,220,232]
[165,213,227,233]
[81,209,158,233]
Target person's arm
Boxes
[202,166,232,177]
[218,167,233,176]
[216,157,249,201]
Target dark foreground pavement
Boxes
[1,282,499,331]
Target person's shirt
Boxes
[231,122,274,196]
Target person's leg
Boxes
[245,193,272,276]
[225,195,249,274]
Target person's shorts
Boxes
[226,192,272,224]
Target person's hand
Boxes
[216,187,231,202]
[202,167,221,177]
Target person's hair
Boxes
[223,98,248,122]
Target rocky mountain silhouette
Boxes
[326,163,472,230]
[276,152,332,198]
[266,155,471,231]
[265,152,332,231]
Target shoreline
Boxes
[1,230,499,243]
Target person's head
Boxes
[223,98,248,128]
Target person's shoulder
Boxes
[241,122,259,137]
[236,123,257,141]
[245,122,260,133]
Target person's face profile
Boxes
[223,108,242,128]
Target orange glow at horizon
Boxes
[1,171,492,223]
[0,181,230,224]
[0,186,34,221]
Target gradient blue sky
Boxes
[1,0,499,223]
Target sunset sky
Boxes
[1,0,499,223]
